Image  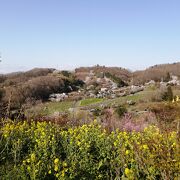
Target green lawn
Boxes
[26,101,74,117]
[80,98,104,106]
[89,89,157,109]
[41,101,74,114]
[26,87,167,117]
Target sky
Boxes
[0,0,180,73]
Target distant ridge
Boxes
[133,62,180,84]
[1,63,180,85]
[75,65,131,82]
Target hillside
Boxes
[0,64,180,180]
[1,63,180,86]
[75,63,180,85]
[0,68,84,117]
[0,63,180,118]
[133,62,180,85]
[75,65,132,82]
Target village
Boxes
[49,70,180,103]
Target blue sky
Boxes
[0,0,180,73]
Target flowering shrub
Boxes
[0,120,179,179]
[120,112,157,132]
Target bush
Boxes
[164,72,171,82]
[149,103,180,127]
[61,70,71,77]
[0,75,6,84]
[162,86,173,101]
[151,86,174,102]
[116,105,127,118]
[0,88,4,100]
[92,108,102,116]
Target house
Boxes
[49,93,68,102]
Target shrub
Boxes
[149,103,180,128]
[0,75,6,84]
[162,86,173,101]
[116,105,127,118]
[0,88,4,100]
[92,108,102,116]
[151,86,174,102]
[61,70,71,77]
[164,72,171,82]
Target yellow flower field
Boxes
[0,120,179,179]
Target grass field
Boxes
[41,101,74,114]
[26,87,180,117]
[80,98,104,106]
[90,89,155,109]
[26,101,74,117]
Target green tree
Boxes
[116,105,127,118]
[164,72,171,82]
[162,86,173,101]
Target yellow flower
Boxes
[114,141,117,147]
[125,168,131,176]
[61,170,65,177]
[94,119,97,124]
[125,150,130,155]
[63,162,67,167]
[77,141,81,146]
[54,158,59,164]
[31,153,36,162]
[143,144,148,150]
[54,165,58,172]
[69,128,73,134]
[48,170,52,174]
[23,160,26,165]
[117,134,121,139]
[56,173,59,177]
[27,166,31,171]
[123,131,127,136]
[144,127,148,132]
[82,125,87,129]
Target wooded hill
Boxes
[133,62,180,85]
[0,68,84,115]
[75,63,180,84]
[75,65,131,82]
